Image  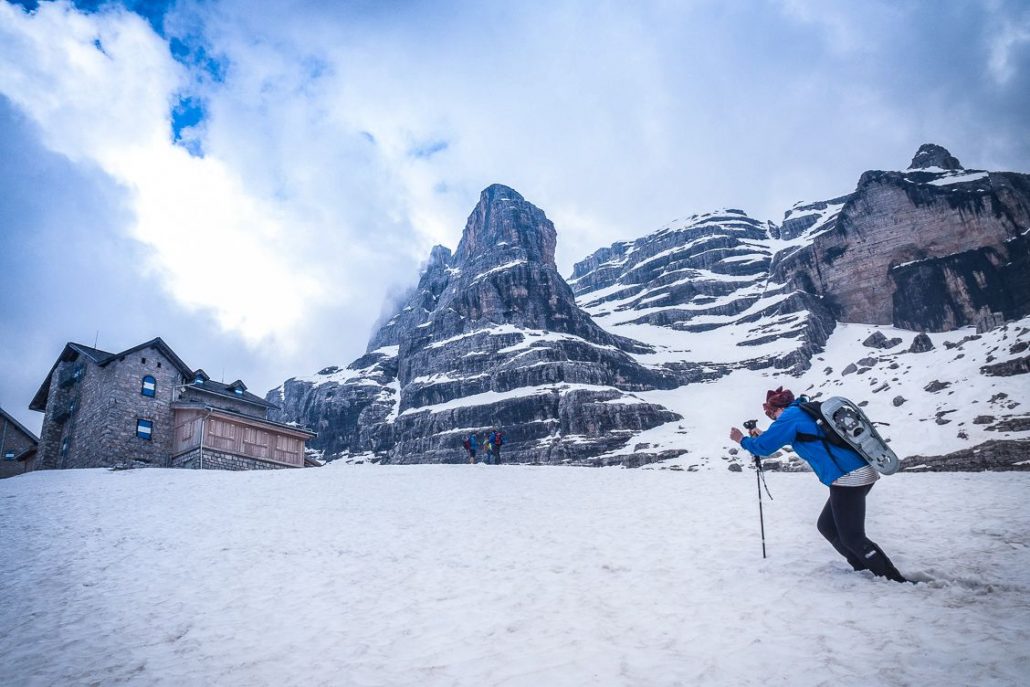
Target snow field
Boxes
[609,319,1029,467]
[2,465,1028,686]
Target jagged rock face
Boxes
[908,143,963,171]
[771,151,1030,331]
[368,245,452,351]
[570,210,836,374]
[269,349,400,459]
[269,146,1028,470]
[270,185,681,465]
[453,184,556,266]
[776,195,853,241]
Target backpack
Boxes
[795,398,850,448]
[462,438,471,451]
[794,396,899,475]
[494,433,503,447]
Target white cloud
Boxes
[2,0,1027,399]
[0,1,329,349]
[988,13,1030,85]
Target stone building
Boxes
[28,338,315,471]
[0,406,39,479]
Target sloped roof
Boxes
[31,338,227,411]
[13,446,37,462]
[0,406,40,443]
[171,401,313,436]
[67,343,114,363]
[184,378,275,410]
[96,338,194,378]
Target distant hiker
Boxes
[489,430,504,464]
[484,437,494,464]
[729,387,909,583]
[464,434,478,464]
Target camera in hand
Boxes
[743,419,758,431]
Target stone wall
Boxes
[37,359,78,469]
[0,416,36,479]
[171,447,290,471]
[1,417,36,459]
[39,347,185,469]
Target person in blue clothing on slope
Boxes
[729,387,909,583]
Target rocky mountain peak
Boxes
[426,244,452,270]
[908,143,963,171]
[453,184,557,267]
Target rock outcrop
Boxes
[570,210,836,375]
[901,440,1030,472]
[270,185,681,465]
[907,143,963,171]
[270,146,1029,470]
[770,145,1030,331]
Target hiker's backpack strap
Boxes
[792,410,847,474]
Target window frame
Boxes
[141,375,157,397]
[136,418,154,440]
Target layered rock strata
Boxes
[271,145,1029,469]
[771,145,1030,331]
[570,209,837,375]
[270,186,681,465]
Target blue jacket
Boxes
[740,402,866,486]
[469,435,478,451]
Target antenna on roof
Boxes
[93,330,100,350]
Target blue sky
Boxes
[1,0,1029,432]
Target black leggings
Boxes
[817,484,906,582]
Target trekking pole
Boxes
[753,453,767,559]
[743,419,772,559]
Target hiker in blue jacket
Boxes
[729,387,908,583]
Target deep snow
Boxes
[2,465,1028,686]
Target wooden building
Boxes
[28,338,315,471]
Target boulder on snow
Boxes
[924,380,951,393]
[863,332,889,348]
[728,463,743,472]
[862,332,903,349]
[892,396,907,407]
[909,333,935,353]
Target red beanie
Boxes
[764,387,795,409]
